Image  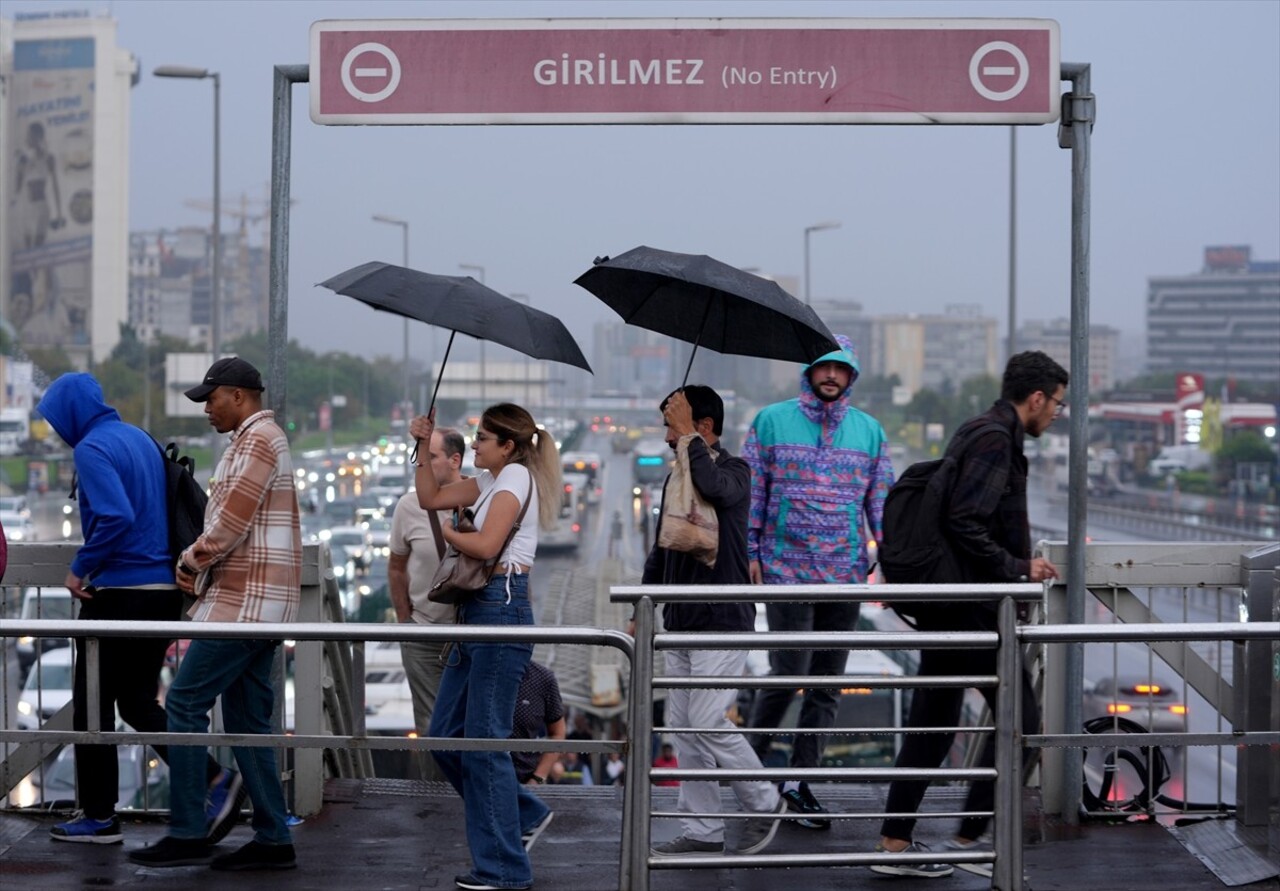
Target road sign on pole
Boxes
[310,18,1060,126]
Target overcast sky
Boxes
[17,0,1280,374]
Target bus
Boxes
[561,451,602,505]
[538,471,587,552]
[632,439,669,487]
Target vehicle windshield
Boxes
[25,664,73,691]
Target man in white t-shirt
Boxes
[389,427,465,776]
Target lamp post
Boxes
[372,215,412,416]
[459,263,486,405]
[155,64,221,467]
[803,220,841,306]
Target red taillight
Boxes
[1107,703,1132,715]
[571,523,581,533]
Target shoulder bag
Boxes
[427,483,531,605]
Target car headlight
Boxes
[17,700,33,716]
[18,635,34,648]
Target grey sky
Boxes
[21,0,1280,376]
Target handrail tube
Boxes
[659,725,992,736]
[0,619,633,653]
[1030,731,1280,748]
[657,675,997,689]
[653,767,996,782]
[994,596,1023,891]
[0,729,624,753]
[1021,622,1280,643]
[647,850,996,870]
[657,630,997,650]
[611,582,1042,602]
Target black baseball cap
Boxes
[184,356,265,402]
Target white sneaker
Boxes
[941,837,994,877]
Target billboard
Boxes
[6,35,96,351]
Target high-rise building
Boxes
[128,226,268,348]
[0,10,137,368]
[870,305,998,397]
[1016,318,1121,392]
[1147,246,1280,384]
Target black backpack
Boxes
[154,439,209,563]
[878,421,1007,626]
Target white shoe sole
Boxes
[522,811,553,852]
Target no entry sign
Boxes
[310,18,1060,125]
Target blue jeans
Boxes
[430,574,538,889]
[166,638,292,845]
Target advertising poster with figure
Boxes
[7,36,95,350]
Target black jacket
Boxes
[642,436,754,633]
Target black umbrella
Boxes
[574,246,839,385]
[320,261,592,413]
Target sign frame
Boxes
[310,17,1061,126]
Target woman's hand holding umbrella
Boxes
[409,408,436,464]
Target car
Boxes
[15,586,77,682]
[1082,675,1187,733]
[17,647,75,731]
[1,509,37,542]
[33,738,170,810]
[0,494,31,516]
[322,525,373,574]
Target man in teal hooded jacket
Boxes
[743,335,894,828]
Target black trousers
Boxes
[748,600,861,768]
[72,588,219,819]
[880,613,1040,843]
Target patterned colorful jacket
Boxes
[743,337,894,583]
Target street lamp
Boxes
[803,220,841,306]
[459,263,486,405]
[155,63,221,466]
[372,214,412,416]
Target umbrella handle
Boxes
[412,331,457,464]
[680,299,712,387]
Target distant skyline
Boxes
[11,0,1280,382]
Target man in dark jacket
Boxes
[642,385,784,859]
[872,351,1066,879]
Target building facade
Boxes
[1147,246,1280,384]
[0,11,136,369]
[1016,317,1121,392]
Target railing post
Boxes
[293,543,326,815]
[1237,543,1280,826]
[994,595,1024,891]
[620,595,655,891]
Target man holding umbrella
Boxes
[641,386,785,858]
[744,335,894,827]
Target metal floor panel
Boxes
[1169,818,1280,887]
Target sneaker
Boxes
[869,841,954,878]
[521,810,554,852]
[50,814,123,845]
[206,769,247,844]
[735,797,786,855]
[127,835,213,867]
[941,837,994,877]
[780,781,831,830]
[210,839,297,871]
[649,834,725,857]
[455,875,531,891]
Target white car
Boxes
[17,648,75,731]
[1,508,37,542]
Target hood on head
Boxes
[803,334,860,387]
[36,373,120,448]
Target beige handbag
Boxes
[656,433,720,568]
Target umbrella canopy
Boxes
[574,246,838,384]
[320,261,592,410]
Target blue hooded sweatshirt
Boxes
[37,373,173,588]
[742,335,894,583]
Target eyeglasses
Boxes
[473,431,499,443]
[1046,394,1067,416]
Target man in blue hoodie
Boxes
[37,373,239,846]
[743,336,894,827]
